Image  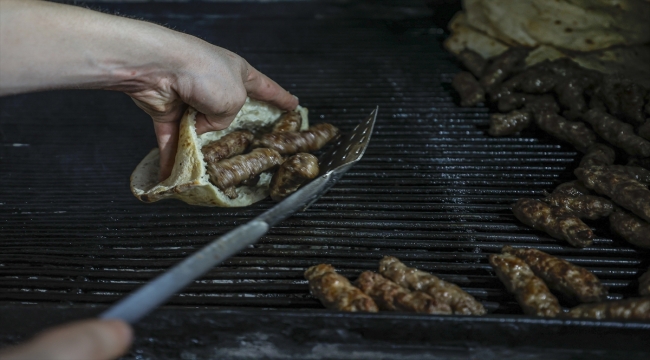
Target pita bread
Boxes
[130,98,309,207]
[464,0,650,52]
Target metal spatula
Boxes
[100,107,378,323]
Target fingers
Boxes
[243,63,299,111]
[0,319,133,360]
[194,112,237,136]
[153,120,180,181]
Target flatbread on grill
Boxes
[130,98,309,207]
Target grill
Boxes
[0,0,649,358]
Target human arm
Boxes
[0,0,299,179]
[0,319,132,360]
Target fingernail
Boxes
[293,95,299,102]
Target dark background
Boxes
[1,1,649,358]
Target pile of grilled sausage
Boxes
[305,257,486,315]
[306,251,650,320]
[201,111,339,201]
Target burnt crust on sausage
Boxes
[552,181,591,197]
[206,148,283,198]
[543,193,613,220]
[304,264,378,312]
[609,209,650,250]
[489,253,561,317]
[534,111,596,153]
[452,72,485,107]
[272,110,303,133]
[502,246,608,303]
[579,144,616,169]
[355,271,451,314]
[253,123,340,155]
[575,166,650,223]
[512,198,594,248]
[565,298,650,320]
[379,256,484,315]
[457,49,486,78]
[269,153,319,201]
[488,110,531,136]
[583,109,650,157]
[202,130,255,165]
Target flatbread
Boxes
[130,98,309,207]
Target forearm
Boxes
[0,0,185,95]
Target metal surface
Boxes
[100,108,377,323]
[0,0,649,357]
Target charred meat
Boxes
[272,110,303,133]
[202,130,255,165]
[565,298,650,320]
[609,209,650,249]
[480,48,529,93]
[355,271,451,314]
[488,110,531,136]
[583,109,650,157]
[206,148,282,198]
[452,72,485,107]
[512,198,593,248]
[457,49,486,78]
[269,153,319,201]
[575,166,650,223]
[543,193,613,220]
[304,264,378,312]
[378,256,484,315]
[502,246,607,303]
[579,144,615,169]
[534,111,596,153]
[253,123,340,155]
[489,253,561,317]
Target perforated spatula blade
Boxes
[100,107,378,323]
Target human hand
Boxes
[0,319,132,360]
[124,35,299,180]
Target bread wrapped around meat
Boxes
[130,98,309,207]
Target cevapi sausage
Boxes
[272,110,303,133]
[206,148,282,198]
[304,264,378,312]
[202,130,254,164]
[253,123,340,155]
[269,153,319,201]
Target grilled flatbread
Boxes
[130,98,309,207]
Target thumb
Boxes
[0,319,133,360]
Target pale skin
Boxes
[0,0,298,359]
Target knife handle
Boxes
[99,220,269,324]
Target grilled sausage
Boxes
[206,148,282,198]
[534,111,596,153]
[604,165,650,185]
[379,256,484,315]
[638,120,650,142]
[523,95,560,114]
[583,109,650,157]
[552,181,591,197]
[355,271,451,314]
[304,264,378,312]
[543,193,613,220]
[575,166,650,223]
[201,130,255,164]
[452,71,485,107]
[489,253,561,317]
[480,47,529,93]
[488,110,531,136]
[502,246,607,303]
[457,49,486,78]
[272,110,303,133]
[639,267,650,297]
[270,153,319,201]
[565,298,650,320]
[579,144,616,169]
[253,123,340,155]
[512,198,594,248]
[617,82,647,125]
[609,209,650,249]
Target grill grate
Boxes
[0,0,648,319]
